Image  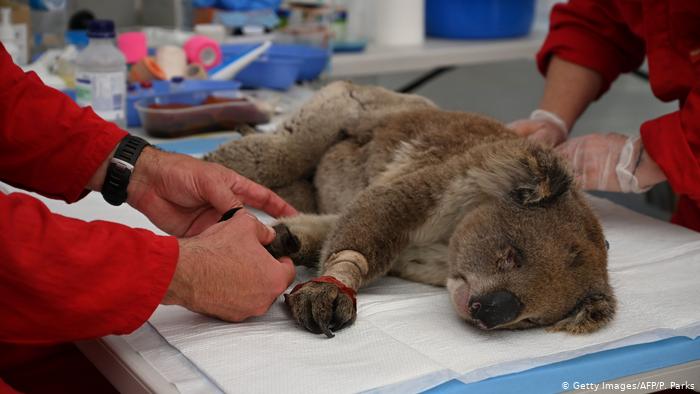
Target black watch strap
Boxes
[102,135,150,206]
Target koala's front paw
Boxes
[265,223,301,259]
[285,279,356,338]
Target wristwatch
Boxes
[102,135,150,206]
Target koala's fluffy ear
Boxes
[470,143,572,207]
[548,290,616,334]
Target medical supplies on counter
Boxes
[136,93,271,138]
[15,1,333,138]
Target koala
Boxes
[205,82,615,338]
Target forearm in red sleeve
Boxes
[536,0,645,98]
[0,192,178,345]
[641,90,700,203]
[0,44,127,203]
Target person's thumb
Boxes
[507,119,541,137]
[249,213,276,245]
[275,257,297,288]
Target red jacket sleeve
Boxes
[0,43,126,202]
[0,44,179,344]
[0,192,179,345]
[641,87,700,214]
[536,0,646,98]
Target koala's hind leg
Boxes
[204,81,435,189]
[273,179,317,214]
[266,214,339,268]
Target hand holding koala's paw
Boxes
[265,223,301,259]
[285,277,357,338]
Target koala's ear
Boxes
[470,144,572,207]
[509,148,571,207]
[548,291,616,334]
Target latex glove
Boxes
[126,147,298,237]
[555,133,667,193]
[508,109,569,147]
[165,209,296,322]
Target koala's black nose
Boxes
[469,291,522,329]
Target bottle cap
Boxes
[88,20,116,38]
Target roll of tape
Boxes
[184,35,223,70]
[129,57,167,83]
[118,32,148,64]
[156,45,188,79]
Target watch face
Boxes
[110,157,135,172]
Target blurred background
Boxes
[0,0,675,220]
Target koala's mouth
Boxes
[447,276,471,320]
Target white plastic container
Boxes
[75,20,127,125]
[0,7,20,62]
[373,0,424,46]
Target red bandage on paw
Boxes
[285,276,357,309]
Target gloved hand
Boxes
[508,109,569,147]
[555,133,667,193]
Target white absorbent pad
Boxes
[25,189,700,393]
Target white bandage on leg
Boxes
[324,250,369,289]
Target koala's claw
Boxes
[265,224,301,258]
[285,281,356,338]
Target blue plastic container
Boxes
[236,57,302,90]
[268,44,329,81]
[426,0,535,39]
[218,43,329,89]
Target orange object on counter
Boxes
[129,57,167,83]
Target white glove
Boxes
[508,109,569,147]
[555,133,667,193]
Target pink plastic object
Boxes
[183,35,223,70]
[118,32,148,64]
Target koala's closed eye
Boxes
[497,245,523,271]
[568,246,585,268]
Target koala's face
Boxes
[447,144,615,334]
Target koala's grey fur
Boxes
[205,82,614,338]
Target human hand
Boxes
[126,147,298,237]
[164,209,296,321]
[555,133,667,193]
[508,110,569,147]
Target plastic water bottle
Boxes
[30,0,68,55]
[75,20,127,125]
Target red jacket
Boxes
[537,0,700,232]
[0,44,178,389]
